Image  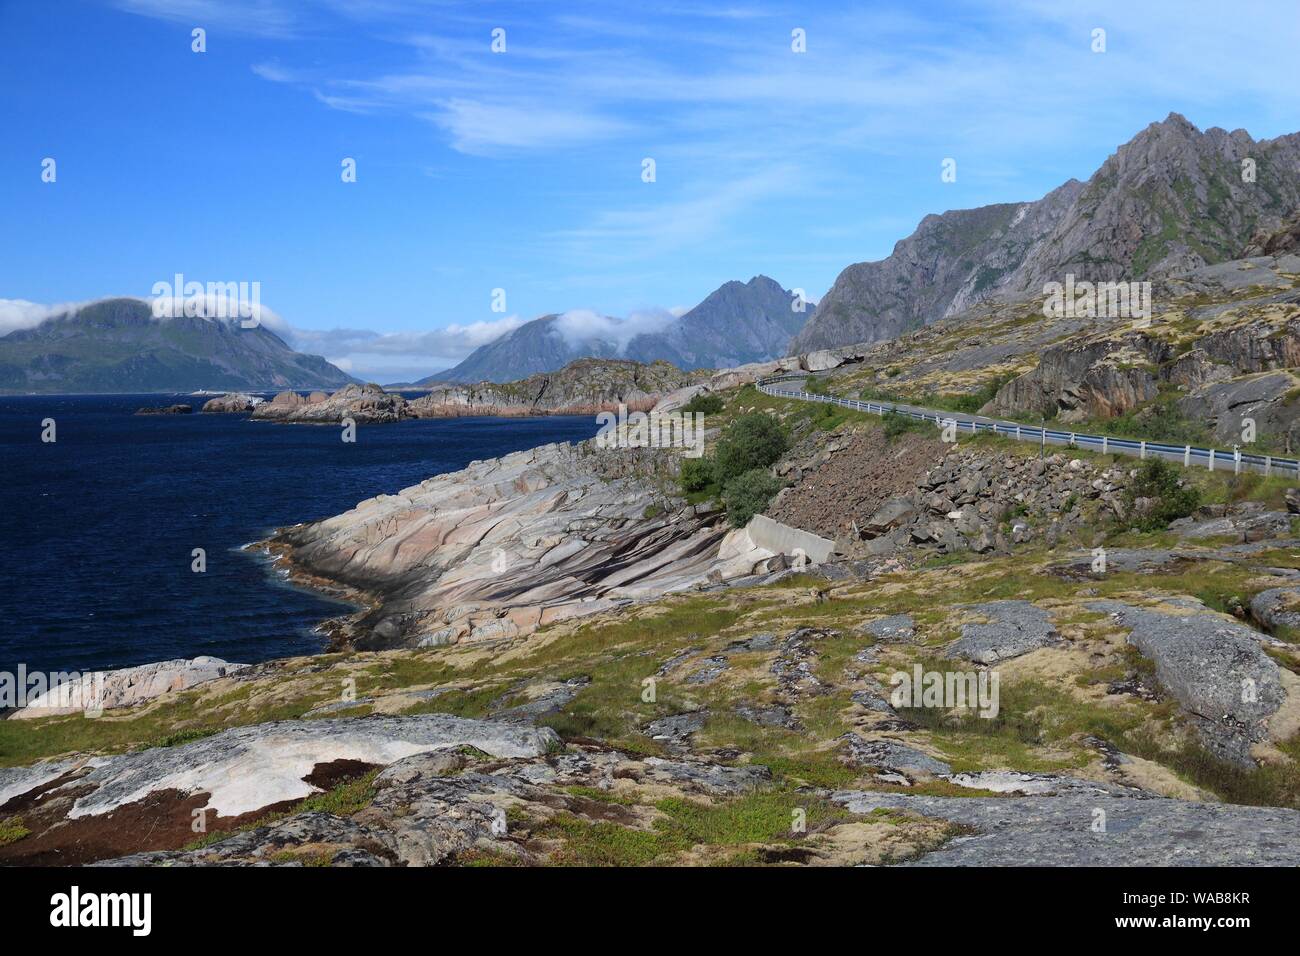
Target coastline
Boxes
[249,539,379,653]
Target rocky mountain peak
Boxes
[790,115,1300,354]
[430,275,808,383]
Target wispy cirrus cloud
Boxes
[421,99,631,154]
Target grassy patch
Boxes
[537,790,852,865]
[1123,732,1300,809]
[142,727,220,750]
[896,675,1149,774]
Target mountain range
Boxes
[0,298,356,394]
[789,113,1300,353]
[424,275,806,384]
[9,115,1299,394]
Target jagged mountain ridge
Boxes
[427,275,806,384]
[0,298,357,393]
[791,113,1300,353]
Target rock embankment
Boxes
[985,302,1300,445]
[766,428,949,543]
[844,449,1121,557]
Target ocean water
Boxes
[0,394,600,675]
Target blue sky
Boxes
[2,0,1298,380]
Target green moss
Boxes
[0,817,31,847]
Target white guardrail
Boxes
[756,374,1300,480]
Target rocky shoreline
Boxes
[261,437,807,652]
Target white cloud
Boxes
[552,307,677,351]
[422,99,629,154]
[0,299,106,336]
[251,61,296,83]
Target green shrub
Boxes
[934,374,1015,414]
[859,386,908,404]
[713,413,788,484]
[681,392,724,415]
[882,408,930,440]
[1125,458,1201,530]
[722,469,784,528]
[679,457,715,493]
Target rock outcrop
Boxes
[1088,600,1287,766]
[1243,211,1300,258]
[201,392,266,413]
[831,784,1300,866]
[8,656,248,719]
[984,334,1169,421]
[252,384,405,424]
[64,715,559,820]
[947,601,1059,664]
[270,441,786,650]
[984,309,1300,444]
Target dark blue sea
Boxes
[0,394,600,675]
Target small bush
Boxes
[722,469,784,528]
[1125,458,1201,530]
[713,413,788,484]
[145,727,219,750]
[679,457,716,494]
[882,408,931,440]
[934,374,1016,414]
[681,392,724,415]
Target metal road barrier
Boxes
[755,374,1300,480]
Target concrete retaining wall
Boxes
[746,514,835,564]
